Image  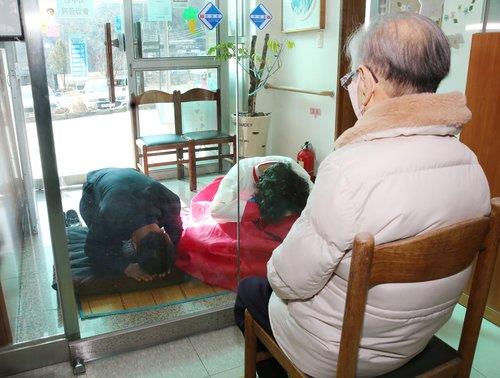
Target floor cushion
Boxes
[52,226,190,296]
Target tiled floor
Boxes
[9,304,500,377]
[14,173,233,343]
[436,305,499,377]
[9,326,244,378]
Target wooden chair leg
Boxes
[176,147,185,180]
[218,144,223,173]
[142,146,149,176]
[232,136,237,163]
[188,142,197,192]
[135,145,141,172]
[244,310,257,378]
[134,144,140,171]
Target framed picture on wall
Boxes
[0,0,24,41]
[282,0,326,33]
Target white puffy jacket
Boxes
[267,92,491,377]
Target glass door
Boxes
[11,0,134,345]
[12,0,238,344]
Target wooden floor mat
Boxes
[79,279,229,318]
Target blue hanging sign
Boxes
[249,4,272,30]
[198,2,223,30]
[69,37,88,77]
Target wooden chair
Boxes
[130,90,196,190]
[178,88,236,191]
[244,198,500,378]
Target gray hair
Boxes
[347,12,451,95]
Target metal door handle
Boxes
[104,22,116,103]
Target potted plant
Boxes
[209,34,294,157]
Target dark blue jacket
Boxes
[80,168,182,273]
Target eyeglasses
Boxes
[340,66,379,90]
[340,70,358,90]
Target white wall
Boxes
[250,0,341,168]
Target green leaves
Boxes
[208,42,256,61]
[208,35,294,112]
[208,42,236,60]
[267,39,295,55]
[208,36,294,61]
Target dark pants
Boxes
[234,276,287,378]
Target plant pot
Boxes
[232,113,271,158]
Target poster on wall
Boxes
[282,0,325,33]
[0,0,23,41]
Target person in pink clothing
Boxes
[235,12,490,378]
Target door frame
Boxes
[20,0,81,341]
[334,0,366,140]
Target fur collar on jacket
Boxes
[335,92,471,149]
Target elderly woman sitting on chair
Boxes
[234,12,491,378]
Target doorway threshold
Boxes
[70,303,234,365]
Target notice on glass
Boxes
[148,0,173,22]
[57,0,92,19]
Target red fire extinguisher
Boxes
[297,141,315,181]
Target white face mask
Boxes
[347,74,363,119]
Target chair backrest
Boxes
[337,198,500,377]
[130,90,182,139]
[177,88,222,133]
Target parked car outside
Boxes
[21,85,68,115]
[83,78,128,111]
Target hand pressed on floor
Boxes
[124,263,154,282]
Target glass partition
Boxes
[374,0,490,93]
[232,0,337,289]
[4,0,237,345]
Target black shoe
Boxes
[65,210,82,227]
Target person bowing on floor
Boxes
[75,167,182,282]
